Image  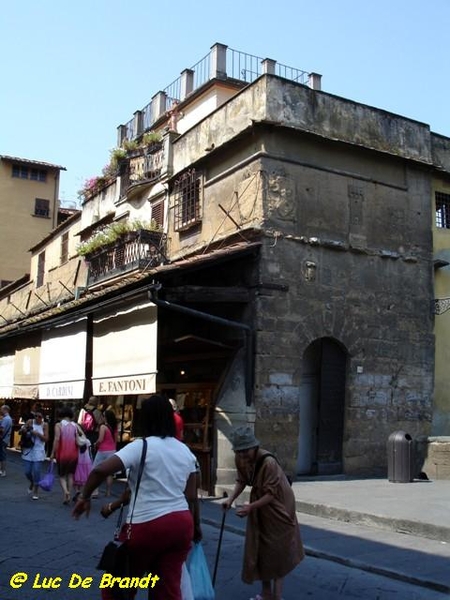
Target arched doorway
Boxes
[297,337,347,475]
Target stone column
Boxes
[152,91,168,121]
[133,110,143,139]
[117,124,127,147]
[261,58,276,75]
[180,68,194,100]
[210,42,228,80]
[309,72,322,91]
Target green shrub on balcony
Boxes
[77,219,162,257]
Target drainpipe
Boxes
[149,288,254,406]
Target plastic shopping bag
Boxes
[181,562,194,600]
[38,461,55,492]
[186,542,214,600]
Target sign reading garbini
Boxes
[39,381,84,400]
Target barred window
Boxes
[173,169,202,231]
[436,192,450,229]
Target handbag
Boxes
[96,438,147,575]
[38,461,55,492]
[76,426,89,448]
[186,542,215,600]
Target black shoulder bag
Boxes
[97,438,147,575]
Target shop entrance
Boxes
[297,337,347,475]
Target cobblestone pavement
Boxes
[0,453,448,600]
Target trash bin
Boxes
[387,430,414,483]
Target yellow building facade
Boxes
[0,155,65,286]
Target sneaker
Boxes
[32,495,39,500]
[0,471,6,477]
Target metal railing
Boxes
[87,230,167,286]
[121,45,312,140]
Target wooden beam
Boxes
[163,285,250,303]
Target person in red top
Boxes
[169,398,184,441]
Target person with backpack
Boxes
[20,410,48,500]
[222,426,304,600]
[77,396,104,449]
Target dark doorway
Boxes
[297,337,347,475]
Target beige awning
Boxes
[0,353,14,399]
[92,301,157,396]
[13,334,41,399]
[39,318,87,400]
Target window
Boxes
[12,164,47,182]
[37,252,45,288]
[34,198,50,218]
[173,169,202,231]
[60,232,69,264]
[151,200,164,229]
[436,192,450,229]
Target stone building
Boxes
[0,43,448,488]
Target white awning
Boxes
[13,333,41,399]
[39,318,88,400]
[92,301,157,396]
[0,353,14,399]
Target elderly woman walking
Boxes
[223,426,304,600]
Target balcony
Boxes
[86,229,167,286]
[119,142,164,199]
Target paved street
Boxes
[0,453,448,600]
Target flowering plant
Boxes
[76,219,162,257]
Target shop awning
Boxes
[0,353,14,399]
[39,318,88,400]
[13,334,41,399]
[92,300,157,396]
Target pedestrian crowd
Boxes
[0,398,303,600]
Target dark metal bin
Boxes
[387,430,414,483]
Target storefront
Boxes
[92,299,158,446]
[38,317,89,441]
[12,333,41,446]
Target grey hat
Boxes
[231,426,260,452]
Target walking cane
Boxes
[212,507,227,587]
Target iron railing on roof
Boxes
[119,44,315,144]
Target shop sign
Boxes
[40,380,85,400]
[93,374,156,396]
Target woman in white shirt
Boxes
[21,411,48,500]
[73,395,201,600]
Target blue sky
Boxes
[1,0,449,206]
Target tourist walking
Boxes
[0,405,13,477]
[73,394,201,600]
[50,406,79,505]
[20,410,48,500]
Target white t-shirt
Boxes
[116,436,198,524]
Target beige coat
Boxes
[237,450,305,583]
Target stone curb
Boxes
[202,514,450,595]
